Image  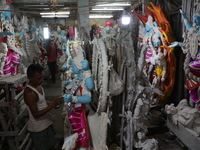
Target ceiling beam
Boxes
[11,0,77,3]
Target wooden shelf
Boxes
[0,73,27,87]
[167,119,200,150]
[0,73,29,149]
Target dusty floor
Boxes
[42,73,64,149]
[42,73,188,150]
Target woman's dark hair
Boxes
[27,64,44,77]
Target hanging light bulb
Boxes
[122,15,130,25]
[43,22,49,39]
[121,10,131,25]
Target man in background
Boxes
[46,39,58,83]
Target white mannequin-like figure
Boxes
[60,30,68,50]
[13,15,31,69]
[52,26,67,50]
[165,99,200,135]
[3,22,22,56]
[133,93,151,129]
[29,18,38,42]
[127,42,164,150]
[152,50,167,89]
[62,41,94,150]
[138,16,170,105]
[0,43,8,75]
[143,17,168,92]
[169,8,200,109]
[101,21,116,55]
[29,18,41,63]
[20,15,31,64]
[38,26,44,43]
[134,129,158,150]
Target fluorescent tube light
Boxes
[26,4,64,7]
[56,11,70,14]
[92,8,123,11]
[89,15,113,18]
[24,8,50,10]
[41,15,69,18]
[96,3,131,6]
[40,11,70,15]
[41,13,55,15]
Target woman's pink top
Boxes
[48,44,57,62]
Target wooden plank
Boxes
[25,138,32,150]
[0,74,28,149]
[0,109,8,131]
[0,137,5,149]
[167,119,200,150]
[0,74,27,87]
[14,135,20,148]
[14,90,24,101]
[0,131,18,136]
[18,123,28,141]
[0,101,18,107]
[15,108,28,125]
[6,137,15,150]
[0,74,12,80]
[0,92,6,100]
[19,133,30,150]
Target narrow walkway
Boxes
[42,73,64,149]
[41,73,186,150]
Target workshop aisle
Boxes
[42,73,64,149]
[41,73,186,150]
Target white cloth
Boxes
[62,133,78,150]
[26,85,52,132]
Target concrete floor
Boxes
[42,73,64,149]
[41,73,187,150]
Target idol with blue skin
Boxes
[30,24,36,33]
[63,58,94,104]
[144,23,154,34]
[0,6,15,37]
[169,9,200,54]
[147,31,167,85]
[29,23,38,42]
[1,6,12,21]
[141,16,168,90]
[0,29,15,38]
[54,26,67,50]
[169,9,200,107]
[61,37,68,50]
[142,20,160,72]
[62,55,94,149]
